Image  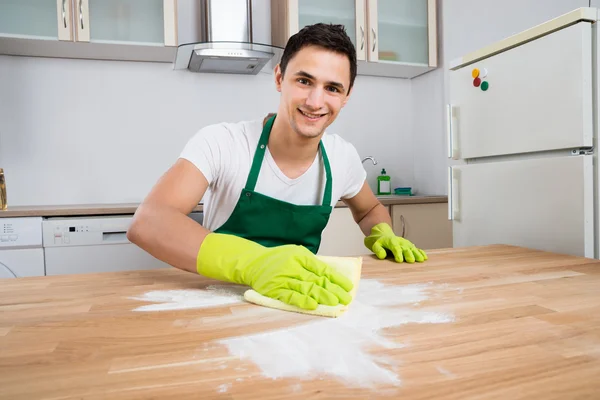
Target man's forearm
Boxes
[357,203,393,236]
[127,203,211,274]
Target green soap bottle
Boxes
[377,168,391,195]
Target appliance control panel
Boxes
[0,217,43,247]
[42,216,133,247]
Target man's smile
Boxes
[298,108,327,121]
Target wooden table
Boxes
[1,245,599,399]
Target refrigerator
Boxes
[447,7,599,259]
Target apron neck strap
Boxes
[245,115,333,207]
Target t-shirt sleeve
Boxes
[340,142,367,199]
[178,124,230,185]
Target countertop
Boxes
[1,244,599,398]
[0,195,447,218]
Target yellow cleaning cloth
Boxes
[243,255,362,318]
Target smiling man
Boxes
[127,23,427,311]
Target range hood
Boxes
[173,0,284,75]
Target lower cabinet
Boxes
[391,203,452,250]
[318,202,452,257]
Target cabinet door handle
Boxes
[400,215,406,238]
[62,0,67,28]
[371,27,377,52]
[79,0,84,30]
[360,25,365,50]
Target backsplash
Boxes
[0,54,426,206]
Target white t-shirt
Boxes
[179,118,367,231]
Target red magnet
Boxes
[473,77,481,87]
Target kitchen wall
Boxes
[0,0,592,206]
[412,0,592,196]
[0,55,412,206]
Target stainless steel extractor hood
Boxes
[173,0,283,75]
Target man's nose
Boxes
[305,87,325,109]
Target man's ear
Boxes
[274,64,283,92]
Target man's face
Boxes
[275,45,352,139]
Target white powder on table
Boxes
[128,279,455,389]
[129,284,245,312]
[219,279,454,388]
[217,383,231,393]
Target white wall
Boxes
[0,55,412,206]
[443,0,590,62]
[2,0,590,206]
[411,0,591,196]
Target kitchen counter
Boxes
[1,244,599,398]
[0,195,447,218]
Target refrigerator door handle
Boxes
[446,104,459,159]
[450,167,461,221]
[448,167,453,220]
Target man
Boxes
[127,23,427,311]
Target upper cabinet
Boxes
[0,0,177,62]
[0,0,68,40]
[271,0,438,79]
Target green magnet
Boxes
[481,81,489,91]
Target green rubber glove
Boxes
[364,222,427,263]
[196,233,354,310]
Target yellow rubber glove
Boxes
[364,222,427,263]
[196,233,354,310]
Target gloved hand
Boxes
[364,222,427,263]
[196,233,354,310]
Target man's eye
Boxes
[327,86,339,93]
[298,78,309,85]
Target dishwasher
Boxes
[42,212,203,275]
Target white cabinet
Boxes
[0,0,67,40]
[0,0,177,62]
[272,0,367,60]
[79,0,177,46]
[271,0,437,78]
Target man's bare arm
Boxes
[343,181,392,236]
[127,159,211,273]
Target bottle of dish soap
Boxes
[377,168,391,195]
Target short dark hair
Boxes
[279,23,357,93]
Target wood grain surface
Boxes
[1,244,599,399]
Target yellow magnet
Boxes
[471,68,480,78]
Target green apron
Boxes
[214,115,333,254]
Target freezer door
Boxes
[450,155,594,258]
[448,22,593,159]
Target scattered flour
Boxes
[129,279,455,389]
[217,383,231,393]
[291,383,302,392]
[219,279,454,388]
[436,366,456,378]
[129,285,245,311]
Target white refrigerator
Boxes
[447,7,599,258]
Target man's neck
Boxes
[267,115,321,179]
